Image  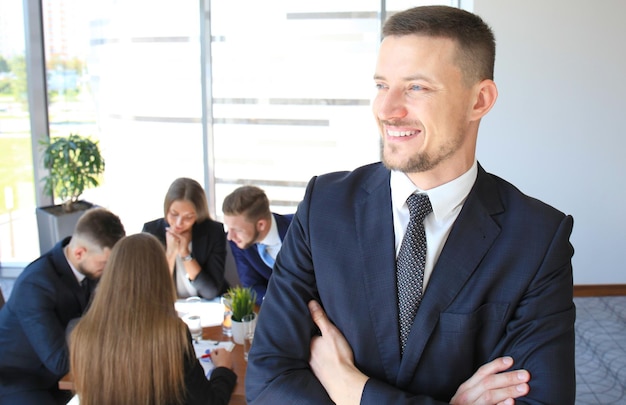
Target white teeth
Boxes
[387,130,417,137]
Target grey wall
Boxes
[474,0,626,284]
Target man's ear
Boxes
[470,79,498,121]
[256,218,269,233]
[72,246,88,261]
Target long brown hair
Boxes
[70,233,192,405]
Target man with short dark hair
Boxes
[0,208,125,405]
[247,5,575,404]
[222,186,293,305]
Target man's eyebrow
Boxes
[373,74,433,81]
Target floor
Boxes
[1,270,624,404]
[574,296,626,404]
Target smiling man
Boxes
[246,6,575,405]
[0,208,125,405]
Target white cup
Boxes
[185,314,202,342]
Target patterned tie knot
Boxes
[406,193,432,224]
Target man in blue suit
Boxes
[0,208,125,405]
[222,186,293,305]
[247,6,575,405]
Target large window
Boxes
[0,0,38,263]
[210,1,383,214]
[6,0,458,264]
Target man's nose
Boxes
[377,88,408,121]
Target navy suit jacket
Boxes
[228,213,294,305]
[246,162,576,404]
[142,217,228,299]
[0,238,93,398]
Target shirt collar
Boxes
[390,160,478,221]
[64,245,86,284]
[258,214,280,247]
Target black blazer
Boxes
[143,218,228,299]
[246,162,576,404]
[0,237,92,399]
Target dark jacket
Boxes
[143,218,228,299]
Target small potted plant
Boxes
[227,286,256,344]
[36,133,105,253]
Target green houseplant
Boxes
[226,286,256,344]
[40,133,105,213]
[36,133,105,253]
[228,286,256,322]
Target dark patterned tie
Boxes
[81,278,90,303]
[396,193,432,353]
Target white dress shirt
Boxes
[257,214,282,260]
[390,161,478,289]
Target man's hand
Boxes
[450,357,530,405]
[308,300,368,405]
[309,300,529,405]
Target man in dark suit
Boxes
[0,208,125,405]
[246,6,575,405]
[222,186,293,305]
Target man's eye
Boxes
[410,85,423,91]
[375,83,387,90]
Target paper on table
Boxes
[175,298,224,327]
[193,339,235,378]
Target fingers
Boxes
[474,356,516,380]
[210,348,233,369]
[308,300,330,335]
[452,357,530,405]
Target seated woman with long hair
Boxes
[69,233,236,405]
[143,177,228,299]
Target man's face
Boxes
[224,214,260,250]
[77,247,111,279]
[372,35,479,185]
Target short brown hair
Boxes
[383,6,495,84]
[222,185,271,223]
[73,207,125,250]
[163,178,210,222]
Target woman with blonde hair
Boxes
[69,233,236,405]
[143,177,228,299]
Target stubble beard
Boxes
[77,263,95,280]
[240,228,261,250]
[380,130,464,174]
[382,139,452,173]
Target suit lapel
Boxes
[192,220,209,263]
[355,165,404,382]
[396,166,504,386]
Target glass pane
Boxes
[211,0,382,215]
[44,0,205,233]
[0,0,39,264]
